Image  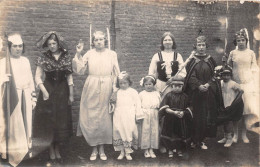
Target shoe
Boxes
[232,136,238,143]
[99,153,107,161]
[90,152,97,161]
[242,136,250,143]
[117,152,124,160]
[168,150,173,158]
[46,159,56,167]
[177,151,183,157]
[159,146,167,153]
[125,154,132,160]
[218,138,227,144]
[144,150,150,158]
[224,138,233,147]
[200,142,208,150]
[149,150,156,158]
[190,142,196,149]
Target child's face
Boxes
[144,80,154,92]
[171,84,183,93]
[221,73,232,82]
[236,37,247,50]
[119,78,130,90]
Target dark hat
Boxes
[220,65,232,75]
[171,75,184,85]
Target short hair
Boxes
[193,35,209,50]
[8,41,25,54]
[42,33,60,48]
[91,31,108,48]
[160,32,177,50]
[142,75,156,87]
[116,73,133,88]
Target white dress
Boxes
[113,87,144,153]
[0,56,35,167]
[228,49,260,133]
[73,48,120,146]
[139,90,161,149]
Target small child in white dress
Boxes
[218,66,244,147]
[112,71,144,160]
[139,75,161,158]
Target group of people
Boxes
[0,28,259,166]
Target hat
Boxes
[171,75,184,85]
[235,29,248,40]
[220,65,232,75]
[8,33,23,45]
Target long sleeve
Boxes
[35,66,45,88]
[112,52,120,92]
[251,51,259,73]
[72,52,88,75]
[227,52,233,67]
[188,69,201,91]
[148,54,158,78]
[66,74,74,86]
[134,90,144,120]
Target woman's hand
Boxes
[110,91,117,103]
[32,101,36,110]
[2,74,11,83]
[199,85,208,92]
[42,90,49,101]
[68,94,74,105]
[76,39,84,55]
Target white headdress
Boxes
[8,33,23,45]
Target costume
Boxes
[184,55,222,143]
[113,88,144,153]
[73,48,120,146]
[34,32,73,146]
[227,49,260,133]
[0,56,35,166]
[159,91,193,152]
[148,51,186,97]
[139,90,160,149]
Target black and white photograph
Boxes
[0,0,259,166]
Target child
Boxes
[139,75,161,158]
[112,71,144,160]
[217,66,244,147]
[227,29,260,142]
[159,75,193,158]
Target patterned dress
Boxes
[139,90,160,149]
[113,88,144,153]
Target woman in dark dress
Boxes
[184,36,222,150]
[34,31,74,162]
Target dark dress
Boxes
[183,55,222,144]
[159,91,193,151]
[33,50,73,145]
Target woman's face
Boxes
[48,39,59,53]
[10,43,23,57]
[163,35,173,50]
[119,78,130,90]
[144,80,154,92]
[93,34,105,50]
[196,42,206,55]
[236,37,247,50]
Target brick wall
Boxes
[0,0,259,131]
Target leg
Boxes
[49,143,56,160]
[54,143,62,159]
[224,121,234,147]
[117,148,125,160]
[89,146,98,161]
[241,117,249,143]
[218,125,227,144]
[232,120,239,143]
[99,144,107,160]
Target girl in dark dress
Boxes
[34,31,74,163]
[184,36,222,150]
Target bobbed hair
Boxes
[91,31,108,48]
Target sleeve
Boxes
[72,52,88,75]
[66,74,74,86]
[112,52,120,92]
[187,67,201,91]
[26,59,36,102]
[148,54,158,78]
[250,51,259,74]
[177,53,187,78]
[227,51,233,67]
[35,66,45,89]
[134,90,144,120]
[159,93,170,118]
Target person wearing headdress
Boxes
[159,75,193,158]
[73,31,120,161]
[227,28,260,143]
[33,31,74,163]
[183,36,222,150]
[0,33,36,166]
[148,32,186,99]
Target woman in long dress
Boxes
[73,31,120,161]
[227,29,260,143]
[0,33,36,167]
[34,31,74,163]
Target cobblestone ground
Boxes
[2,128,259,167]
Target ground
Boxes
[1,128,259,167]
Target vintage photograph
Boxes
[0,0,259,166]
